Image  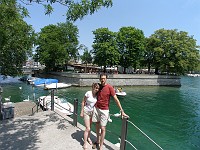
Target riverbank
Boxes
[36,72,181,86]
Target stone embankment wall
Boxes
[36,72,181,86]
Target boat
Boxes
[116,91,126,96]
[187,74,200,77]
[115,87,126,96]
[33,78,58,86]
[44,83,72,90]
[27,77,38,84]
[37,95,74,115]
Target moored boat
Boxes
[44,83,71,90]
[33,78,58,86]
[116,91,127,96]
[37,95,74,115]
[115,87,127,96]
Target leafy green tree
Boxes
[80,45,93,73]
[146,29,200,75]
[92,28,120,72]
[0,0,35,76]
[116,26,146,73]
[144,37,162,74]
[35,22,79,71]
[20,0,113,21]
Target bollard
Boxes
[73,98,78,127]
[120,117,128,150]
[51,89,55,111]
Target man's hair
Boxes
[100,73,108,79]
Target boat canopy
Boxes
[34,78,58,86]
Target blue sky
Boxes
[23,0,200,54]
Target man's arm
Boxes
[113,95,129,118]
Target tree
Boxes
[146,29,200,75]
[144,37,162,74]
[80,45,93,73]
[92,28,120,72]
[35,22,79,71]
[0,0,35,76]
[116,26,146,73]
[19,0,113,21]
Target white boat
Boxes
[44,83,72,90]
[116,91,127,96]
[187,74,200,77]
[37,96,74,115]
[115,87,126,96]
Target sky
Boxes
[23,0,200,54]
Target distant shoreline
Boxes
[35,72,181,86]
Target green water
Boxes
[0,76,200,150]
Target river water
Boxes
[0,76,200,150]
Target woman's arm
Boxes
[80,96,87,117]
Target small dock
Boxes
[0,102,119,150]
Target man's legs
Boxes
[92,107,109,149]
[99,126,106,150]
[96,122,100,144]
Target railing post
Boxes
[37,100,39,112]
[73,98,78,127]
[43,98,45,111]
[51,89,54,111]
[120,117,128,150]
[0,95,2,120]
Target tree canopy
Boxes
[92,28,120,71]
[146,29,200,75]
[35,22,79,71]
[1,0,199,76]
[116,26,146,72]
[0,0,35,76]
[19,0,113,21]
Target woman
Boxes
[80,83,100,149]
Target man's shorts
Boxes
[92,107,109,127]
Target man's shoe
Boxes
[92,142,99,149]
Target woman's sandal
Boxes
[87,138,93,145]
[83,144,88,149]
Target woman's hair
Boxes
[92,83,100,89]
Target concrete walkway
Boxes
[0,110,119,150]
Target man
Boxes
[92,73,129,150]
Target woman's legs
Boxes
[83,118,91,149]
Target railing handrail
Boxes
[127,120,164,150]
